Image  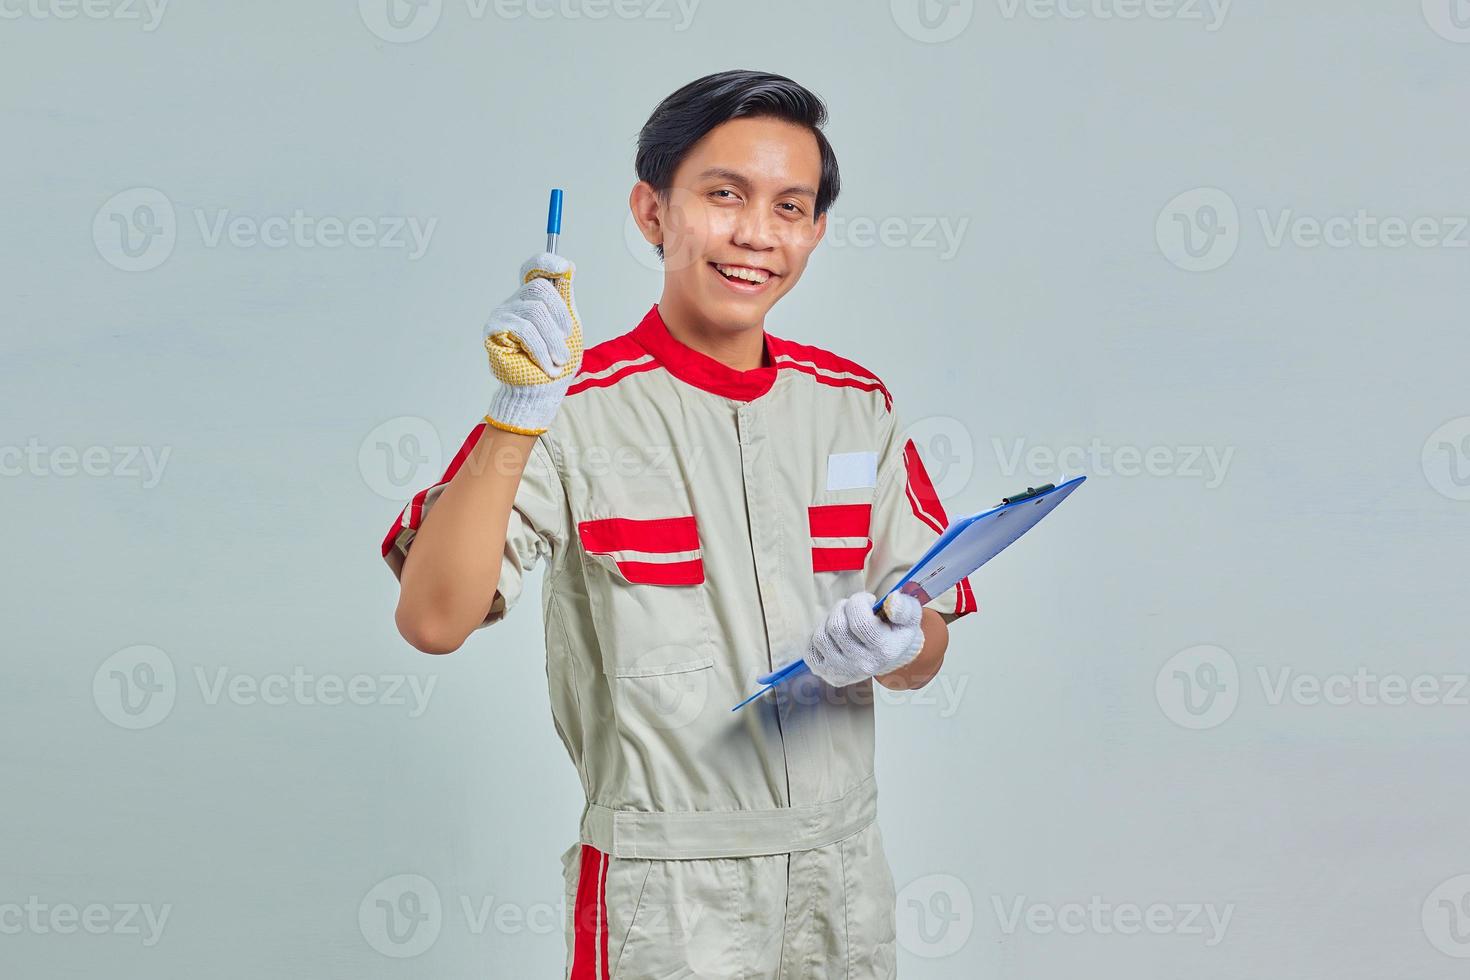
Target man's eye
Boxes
[711,189,738,200]
[779,202,804,215]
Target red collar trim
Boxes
[630,304,781,402]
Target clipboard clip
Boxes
[1001,483,1055,505]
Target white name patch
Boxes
[826,451,878,491]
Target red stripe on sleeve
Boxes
[379,422,488,557]
[956,575,978,615]
[902,438,977,617]
[901,438,948,532]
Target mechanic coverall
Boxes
[382,304,976,979]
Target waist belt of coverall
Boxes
[579,775,879,861]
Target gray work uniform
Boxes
[382,304,976,978]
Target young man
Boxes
[383,70,976,979]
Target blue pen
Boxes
[546,188,563,255]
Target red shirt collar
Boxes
[630,304,780,402]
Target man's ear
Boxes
[810,210,828,249]
[628,182,663,248]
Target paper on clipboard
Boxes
[732,475,1087,711]
[879,474,1086,608]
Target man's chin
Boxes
[699,290,775,333]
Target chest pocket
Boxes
[575,513,718,678]
[807,502,873,572]
[808,449,880,575]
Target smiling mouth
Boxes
[711,262,776,290]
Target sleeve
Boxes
[379,421,570,628]
[864,410,978,626]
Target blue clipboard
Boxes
[732,475,1087,711]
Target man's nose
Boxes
[731,204,777,251]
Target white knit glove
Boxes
[482,252,584,436]
[803,591,926,688]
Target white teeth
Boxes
[716,264,770,284]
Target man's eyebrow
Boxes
[696,167,818,199]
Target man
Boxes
[383,69,976,979]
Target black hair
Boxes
[635,69,841,259]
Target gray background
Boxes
[5,0,1468,976]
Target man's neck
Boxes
[657,293,769,371]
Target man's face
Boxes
[631,115,827,333]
